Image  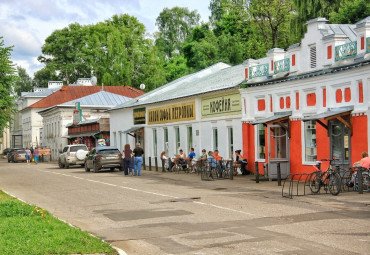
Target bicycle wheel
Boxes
[363,172,370,192]
[309,171,321,194]
[328,172,341,196]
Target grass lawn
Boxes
[0,190,117,255]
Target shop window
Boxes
[310,45,317,68]
[175,127,180,153]
[228,127,233,159]
[213,128,218,151]
[153,129,157,157]
[257,124,265,160]
[164,128,169,152]
[304,121,317,162]
[187,126,193,154]
[113,132,117,147]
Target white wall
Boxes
[110,91,243,163]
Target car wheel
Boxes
[110,167,115,172]
[65,162,70,169]
[58,159,64,168]
[93,162,99,173]
[84,162,90,172]
[7,158,10,163]
[119,165,124,172]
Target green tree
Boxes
[155,7,200,59]
[162,55,189,82]
[38,14,166,90]
[33,64,59,88]
[330,0,370,24]
[0,37,17,133]
[13,66,33,96]
[38,23,90,84]
[248,0,295,49]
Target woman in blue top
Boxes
[207,151,218,168]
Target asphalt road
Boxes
[0,158,369,255]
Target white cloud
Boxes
[0,0,211,77]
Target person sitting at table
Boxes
[178,149,188,169]
[235,150,249,175]
[188,148,197,172]
[160,151,169,171]
[199,149,207,160]
[207,151,218,168]
[213,150,225,170]
[347,151,370,187]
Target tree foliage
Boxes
[33,65,58,88]
[0,37,17,133]
[329,0,370,24]
[13,66,33,96]
[39,14,166,90]
[155,7,200,59]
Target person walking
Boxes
[122,144,133,176]
[25,147,31,164]
[133,143,144,176]
[33,147,39,165]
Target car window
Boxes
[70,146,88,152]
[97,149,120,155]
[63,147,69,153]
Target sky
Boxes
[0,0,211,78]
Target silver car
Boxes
[84,146,123,173]
[58,144,88,169]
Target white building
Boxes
[109,63,245,161]
[239,16,370,177]
[38,91,132,159]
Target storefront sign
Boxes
[148,102,195,125]
[201,93,241,118]
[73,102,82,125]
[133,108,146,124]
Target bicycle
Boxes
[201,161,214,181]
[309,158,342,196]
[353,167,370,192]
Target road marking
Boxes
[38,169,258,217]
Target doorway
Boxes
[267,124,290,179]
[329,120,350,166]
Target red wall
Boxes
[243,123,255,172]
[351,115,368,164]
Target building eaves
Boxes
[241,60,370,88]
[108,63,245,112]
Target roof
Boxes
[322,23,357,41]
[28,85,144,109]
[110,62,245,111]
[302,106,353,121]
[242,60,370,88]
[21,89,56,98]
[38,90,133,114]
[60,91,131,107]
[251,111,292,125]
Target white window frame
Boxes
[255,124,266,162]
[302,120,317,165]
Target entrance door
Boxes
[329,120,350,166]
[267,124,290,179]
[135,128,145,149]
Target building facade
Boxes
[38,91,133,159]
[109,63,245,161]
[240,17,370,178]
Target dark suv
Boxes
[84,146,123,173]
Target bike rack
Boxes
[282,173,311,198]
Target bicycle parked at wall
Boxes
[353,167,370,192]
[309,158,342,196]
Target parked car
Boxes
[3,148,11,155]
[84,146,123,173]
[7,148,22,163]
[11,149,27,163]
[58,144,88,169]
